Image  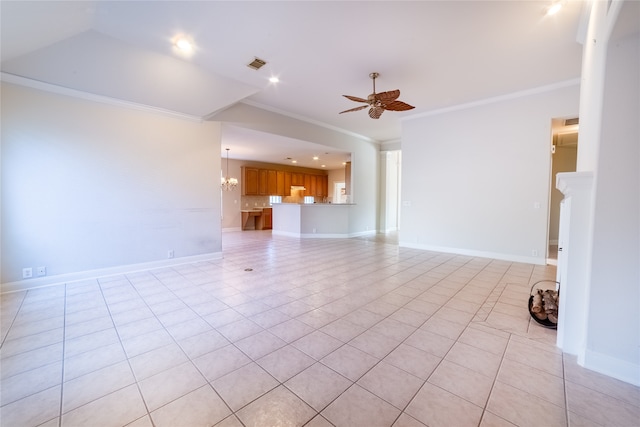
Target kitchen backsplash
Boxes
[241,189,309,207]
[241,196,271,208]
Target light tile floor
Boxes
[1,231,639,426]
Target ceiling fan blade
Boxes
[375,90,400,102]
[383,100,415,111]
[339,105,369,114]
[368,106,384,119]
[343,95,369,103]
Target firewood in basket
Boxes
[548,313,558,323]
[532,290,544,313]
[542,290,558,312]
[533,310,548,321]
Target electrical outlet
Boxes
[22,267,33,279]
[37,266,46,276]
[168,250,174,259]
[532,249,538,257]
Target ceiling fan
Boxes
[339,72,415,119]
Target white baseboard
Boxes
[271,229,375,239]
[583,349,640,386]
[1,252,223,294]
[349,230,376,238]
[398,241,546,265]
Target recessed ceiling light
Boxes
[173,35,194,53]
[321,165,326,168]
[269,76,279,83]
[291,160,297,164]
[546,1,562,15]
[313,156,319,160]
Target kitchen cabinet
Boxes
[259,169,268,195]
[317,175,328,198]
[262,207,272,229]
[243,166,326,198]
[267,170,277,195]
[242,167,259,195]
[304,174,316,197]
[276,171,285,196]
[284,172,292,196]
[292,173,304,186]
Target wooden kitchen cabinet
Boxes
[304,174,316,197]
[243,166,325,198]
[317,175,328,198]
[242,167,259,195]
[284,172,292,196]
[276,170,285,196]
[292,173,304,186]
[262,207,272,229]
[267,170,277,195]
[258,169,268,195]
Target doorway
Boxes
[548,117,578,264]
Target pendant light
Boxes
[221,148,238,191]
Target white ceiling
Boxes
[1,1,588,169]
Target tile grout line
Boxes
[144,266,268,425]
[96,275,157,427]
[388,257,515,427]
[0,290,28,349]
[476,330,513,426]
[56,283,68,427]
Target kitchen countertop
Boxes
[240,207,271,212]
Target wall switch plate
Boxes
[22,267,33,279]
[37,266,46,276]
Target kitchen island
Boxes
[272,203,357,238]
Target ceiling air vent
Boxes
[247,57,267,70]
[564,117,579,126]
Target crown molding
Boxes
[1,72,203,123]
[402,78,581,122]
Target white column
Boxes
[555,171,594,358]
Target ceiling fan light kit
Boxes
[340,72,415,119]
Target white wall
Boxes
[221,158,244,230]
[400,84,579,263]
[586,30,639,384]
[1,83,222,291]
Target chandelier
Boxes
[221,148,238,191]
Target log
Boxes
[531,290,544,313]
[533,310,548,320]
[542,290,557,312]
